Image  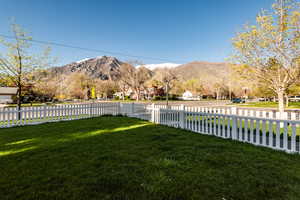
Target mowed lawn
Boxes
[0,117,300,200]
[240,101,300,109]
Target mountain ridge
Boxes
[51,56,124,80]
[50,56,229,83]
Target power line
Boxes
[0,34,185,63]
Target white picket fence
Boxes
[121,103,300,154]
[146,104,300,120]
[0,103,120,128]
[1,102,299,154]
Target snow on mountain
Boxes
[75,56,108,64]
[137,63,180,70]
[76,58,91,64]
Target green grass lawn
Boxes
[5,103,55,107]
[1,117,300,200]
[5,102,82,108]
[239,101,300,109]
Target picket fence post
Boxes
[118,102,123,115]
[232,115,238,140]
[157,108,161,124]
[231,106,237,115]
[131,103,134,116]
[89,103,92,117]
[43,105,46,121]
[118,102,122,115]
[179,104,186,129]
[151,103,155,122]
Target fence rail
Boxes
[145,104,300,120]
[1,102,299,154]
[0,103,119,128]
[122,103,300,154]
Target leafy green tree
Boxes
[231,0,300,118]
[183,79,203,96]
[170,80,185,96]
[0,73,15,86]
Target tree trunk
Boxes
[17,81,21,120]
[285,94,289,108]
[136,89,140,101]
[277,89,285,119]
[166,84,169,106]
[216,89,220,100]
[229,85,232,100]
[16,48,22,121]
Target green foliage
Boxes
[231,0,300,113]
[183,79,203,94]
[153,94,179,101]
[124,95,131,100]
[241,101,300,109]
[0,73,15,86]
[287,84,300,95]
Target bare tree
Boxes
[155,68,178,105]
[95,80,118,99]
[119,62,152,101]
[117,79,129,100]
[63,72,95,100]
[0,21,53,119]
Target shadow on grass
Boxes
[0,116,300,200]
[0,117,148,157]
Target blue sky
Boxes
[0,0,274,65]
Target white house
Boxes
[182,91,193,99]
[181,90,201,100]
[0,87,18,104]
[113,88,134,99]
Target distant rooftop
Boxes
[0,87,18,95]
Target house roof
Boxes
[183,90,193,96]
[0,87,18,95]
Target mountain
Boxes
[138,63,180,70]
[174,61,230,83]
[51,56,124,80]
[50,56,229,84]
